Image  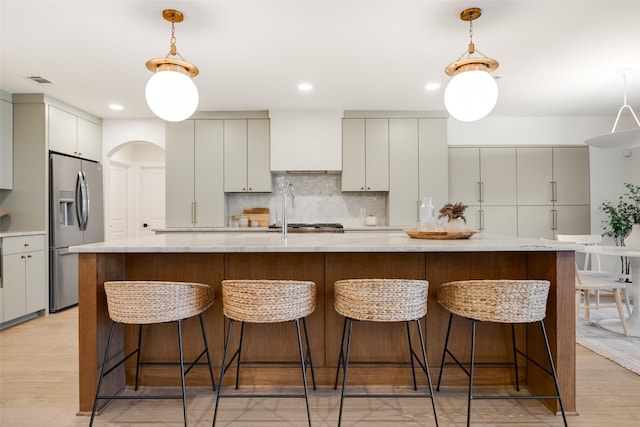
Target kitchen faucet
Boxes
[281,180,295,240]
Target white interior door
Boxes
[139,166,165,236]
[107,161,128,241]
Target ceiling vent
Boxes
[27,75,53,84]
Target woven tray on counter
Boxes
[403,229,477,240]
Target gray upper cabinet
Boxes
[516,147,553,205]
[552,147,590,205]
[166,120,225,228]
[49,105,101,161]
[449,147,517,234]
[342,118,389,192]
[1,92,13,189]
[223,119,271,192]
[516,146,590,238]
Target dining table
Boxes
[580,245,640,337]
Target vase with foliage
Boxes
[438,202,468,232]
[600,182,640,276]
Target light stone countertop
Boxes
[69,231,579,254]
[153,226,404,233]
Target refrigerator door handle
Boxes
[81,171,90,231]
[75,171,85,231]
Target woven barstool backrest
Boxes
[334,279,429,322]
[222,280,316,323]
[437,280,550,323]
[104,281,215,324]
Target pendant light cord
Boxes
[611,73,640,133]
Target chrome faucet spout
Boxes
[281,181,295,240]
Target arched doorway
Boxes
[105,141,165,240]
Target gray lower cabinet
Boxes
[165,120,225,228]
[1,234,46,324]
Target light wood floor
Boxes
[1,308,639,426]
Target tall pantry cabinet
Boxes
[165,120,225,228]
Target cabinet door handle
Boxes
[552,209,558,230]
[479,209,485,231]
[21,255,26,259]
[477,182,483,203]
[24,243,30,247]
[550,181,558,202]
[192,202,198,224]
[27,254,32,258]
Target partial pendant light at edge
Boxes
[584,72,640,149]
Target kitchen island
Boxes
[72,231,577,416]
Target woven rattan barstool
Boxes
[213,280,316,427]
[436,280,567,427]
[333,279,438,427]
[89,281,215,427]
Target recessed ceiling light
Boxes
[424,83,440,91]
[109,104,124,111]
[298,83,313,91]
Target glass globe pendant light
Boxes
[145,9,199,122]
[444,8,499,122]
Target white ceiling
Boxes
[1,0,639,121]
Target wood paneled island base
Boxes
[75,235,576,417]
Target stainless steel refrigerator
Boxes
[49,152,104,312]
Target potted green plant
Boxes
[600,182,640,276]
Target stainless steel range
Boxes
[268,223,345,233]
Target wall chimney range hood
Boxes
[270,110,343,172]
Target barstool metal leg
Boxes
[134,324,143,390]
[467,320,477,427]
[337,318,354,427]
[511,324,520,391]
[539,320,568,427]
[436,313,454,391]
[415,319,439,427]
[334,317,348,390]
[89,321,117,427]
[177,319,188,427]
[234,321,246,390]
[213,318,235,426]
[198,313,216,391]
[295,318,313,427]
[405,321,418,390]
[301,317,316,390]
